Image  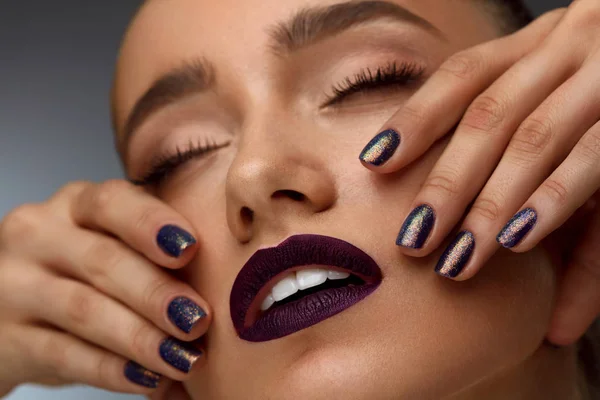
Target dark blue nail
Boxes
[159,337,203,373]
[435,231,475,279]
[168,297,206,334]
[396,204,436,249]
[124,361,161,388]
[157,225,196,257]
[359,129,401,166]
[496,208,537,248]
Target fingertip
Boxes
[358,129,402,171]
[156,225,198,259]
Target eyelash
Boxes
[130,138,230,187]
[132,61,425,187]
[323,61,425,107]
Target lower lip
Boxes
[238,281,381,342]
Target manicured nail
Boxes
[435,231,475,279]
[359,129,401,166]
[159,337,203,373]
[496,208,537,249]
[168,296,206,333]
[157,225,196,257]
[124,361,161,388]
[396,204,436,249]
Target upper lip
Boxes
[230,234,383,341]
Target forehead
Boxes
[113,0,497,140]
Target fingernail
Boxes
[168,296,207,334]
[396,204,436,249]
[160,337,203,373]
[124,361,161,388]
[359,129,401,166]
[435,231,475,279]
[496,208,537,249]
[157,225,196,258]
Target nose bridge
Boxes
[225,111,337,242]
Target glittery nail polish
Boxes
[168,297,206,333]
[359,129,401,166]
[159,337,203,373]
[496,208,537,249]
[124,361,161,388]
[396,204,436,249]
[157,225,196,258]
[435,231,475,279]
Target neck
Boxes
[446,341,587,400]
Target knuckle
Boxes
[439,50,485,81]
[470,194,505,223]
[510,117,554,159]
[96,352,118,388]
[422,170,461,198]
[91,180,130,212]
[576,128,600,166]
[461,95,507,134]
[0,204,42,241]
[142,277,174,312]
[59,181,90,199]
[40,333,69,374]
[134,207,162,232]
[568,0,600,29]
[541,178,570,207]
[129,322,155,358]
[399,104,427,131]
[83,239,126,284]
[65,285,97,327]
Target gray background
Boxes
[0,0,571,399]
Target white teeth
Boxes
[260,268,353,312]
[271,276,299,302]
[260,294,275,311]
[296,268,328,290]
[327,270,350,280]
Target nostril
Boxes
[240,207,254,225]
[272,190,305,202]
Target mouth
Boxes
[230,234,383,342]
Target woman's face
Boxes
[112,1,558,398]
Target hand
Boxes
[0,180,210,397]
[358,2,600,346]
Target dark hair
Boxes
[477,0,534,33]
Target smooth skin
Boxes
[0,180,212,396]
[369,1,600,346]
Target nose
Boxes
[225,122,337,243]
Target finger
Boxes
[7,322,164,395]
[11,273,204,381]
[358,8,566,172]
[501,121,600,252]
[149,380,192,400]
[393,18,580,258]
[428,57,600,280]
[546,205,600,345]
[7,220,211,339]
[61,180,198,269]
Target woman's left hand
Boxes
[358,1,600,346]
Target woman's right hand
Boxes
[0,179,211,397]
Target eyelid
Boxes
[321,60,426,108]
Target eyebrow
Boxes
[119,0,442,154]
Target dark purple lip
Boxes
[230,234,383,342]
